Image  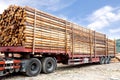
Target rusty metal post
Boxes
[94,31,96,58]
[105,35,107,56]
[32,8,36,55]
[89,30,92,62]
[72,23,74,59]
[114,39,116,57]
[65,21,68,54]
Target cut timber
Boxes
[0,5,115,55]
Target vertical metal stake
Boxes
[94,31,96,58]
[72,23,74,59]
[114,39,116,57]
[32,9,36,54]
[65,21,68,54]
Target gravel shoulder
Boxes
[1,63,120,80]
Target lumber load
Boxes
[0,5,67,51]
[0,5,115,55]
[107,39,115,55]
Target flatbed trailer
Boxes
[0,5,116,77]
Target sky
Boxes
[0,0,120,39]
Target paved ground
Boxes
[1,63,120,80]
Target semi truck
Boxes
[0,5,116,77]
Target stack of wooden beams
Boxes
[0,5,68,51]
[94,32,106,55]
[0,5,26,46]
[107,39,115,55]
[71,24,92,54]
[0,5,115,55]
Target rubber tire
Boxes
[25,58,41,77]
[104,57,108,64]
[100,57,105,64]
[41,57,56,74]
[107,57,111,64]
[104,57,111,64]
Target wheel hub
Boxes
[47,62,52,69]
[31,63,37,71]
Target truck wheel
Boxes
[100,57,105,64]
[104,57,108,64]
[41,57,56,74]
[25,58,41,77]
[107,57,111,64]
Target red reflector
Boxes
[14,60,21,63]
[0,61,5,64]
